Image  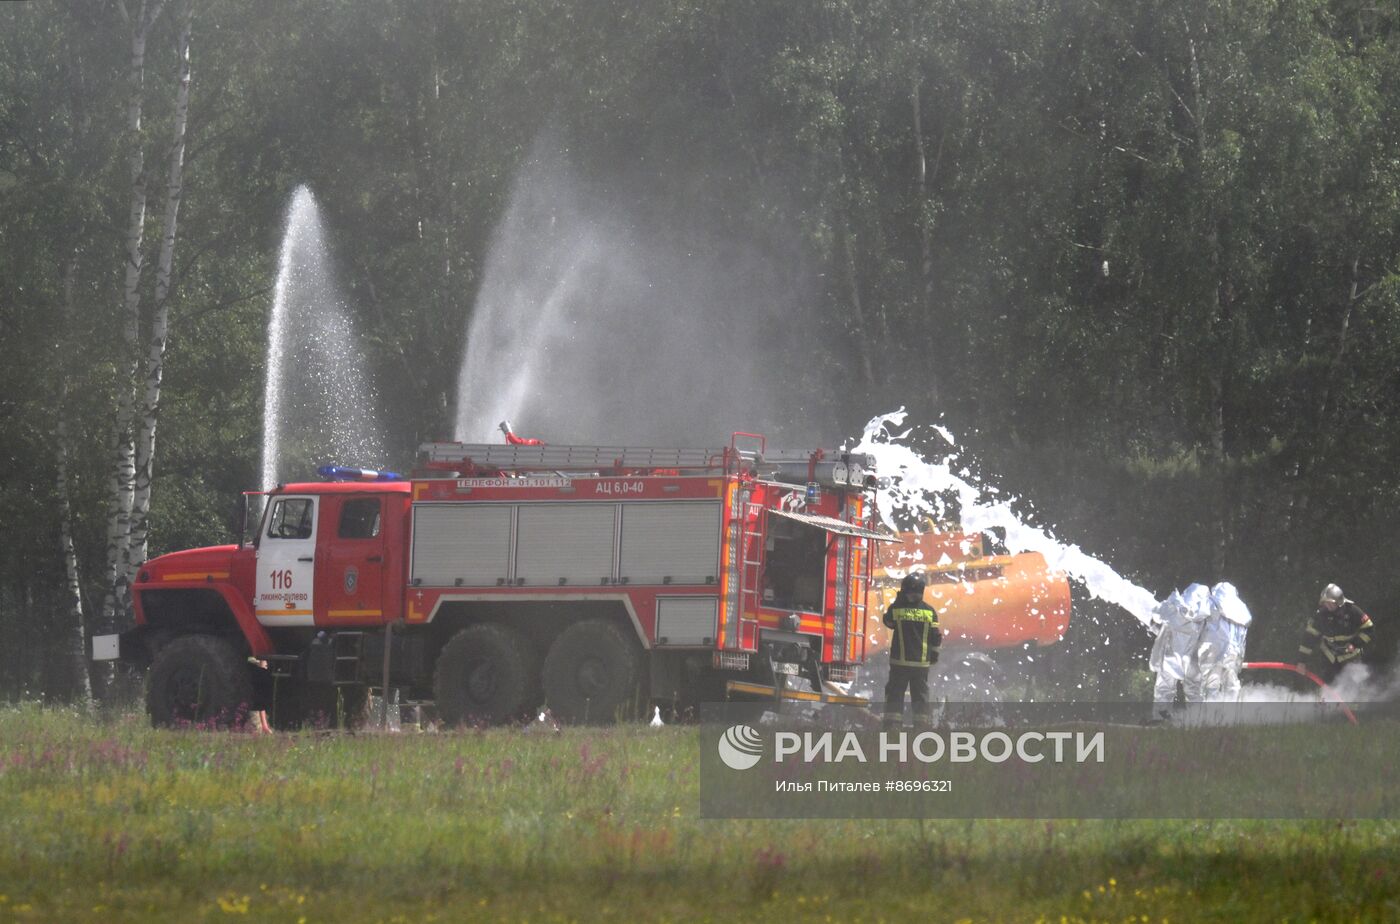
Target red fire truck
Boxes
[95,433,887,727]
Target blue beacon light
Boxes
[316,465,404,482]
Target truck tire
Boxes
[434,623,540,726]
[543,619,643,724]
[147,634,255,728]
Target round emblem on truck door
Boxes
[344,566,358,595]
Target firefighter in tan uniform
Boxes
[883,573,941,726]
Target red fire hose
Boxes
[1241,661,1358,725]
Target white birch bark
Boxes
[57,259,93,706]
[100,0,164,631]
[129,0,194,583]
[57,422,92,704]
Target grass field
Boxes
[1,705,1396,923]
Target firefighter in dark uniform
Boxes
[883,572,941,726]
[1297,583,1375,684]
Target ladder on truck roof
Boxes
[417,440,733,475]
[417,432,783,476]
[416,433,878,481]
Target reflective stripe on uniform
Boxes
[889,605,938,668]
[891,620,932,666]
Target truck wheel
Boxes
[543,619,643,724]
[434,623,540,726]
[147,635,255,728]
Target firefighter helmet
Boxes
[900,573,927,598]
[1320,584,1344,608]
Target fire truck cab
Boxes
[99,433,890,727]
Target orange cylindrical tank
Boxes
[865,530,1070,653]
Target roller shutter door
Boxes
[411,505,512,586]
[655,597,718,646]
[619,502,721,585]
[515,503,616,585]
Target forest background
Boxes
[3,0,1398,701]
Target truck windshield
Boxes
[762,514,826,614]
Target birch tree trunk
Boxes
[57,259,93,706]
[57,419,91,704]
[100,0,164,633]
[129,0,194,583]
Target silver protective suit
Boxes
[1150,581,1252,709]
[1198,581,1252,699]
[1149,584,1211,706]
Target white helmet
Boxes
[1320,584,1344,608]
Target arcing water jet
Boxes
[453,140,815,447]
[261,185,384,488]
